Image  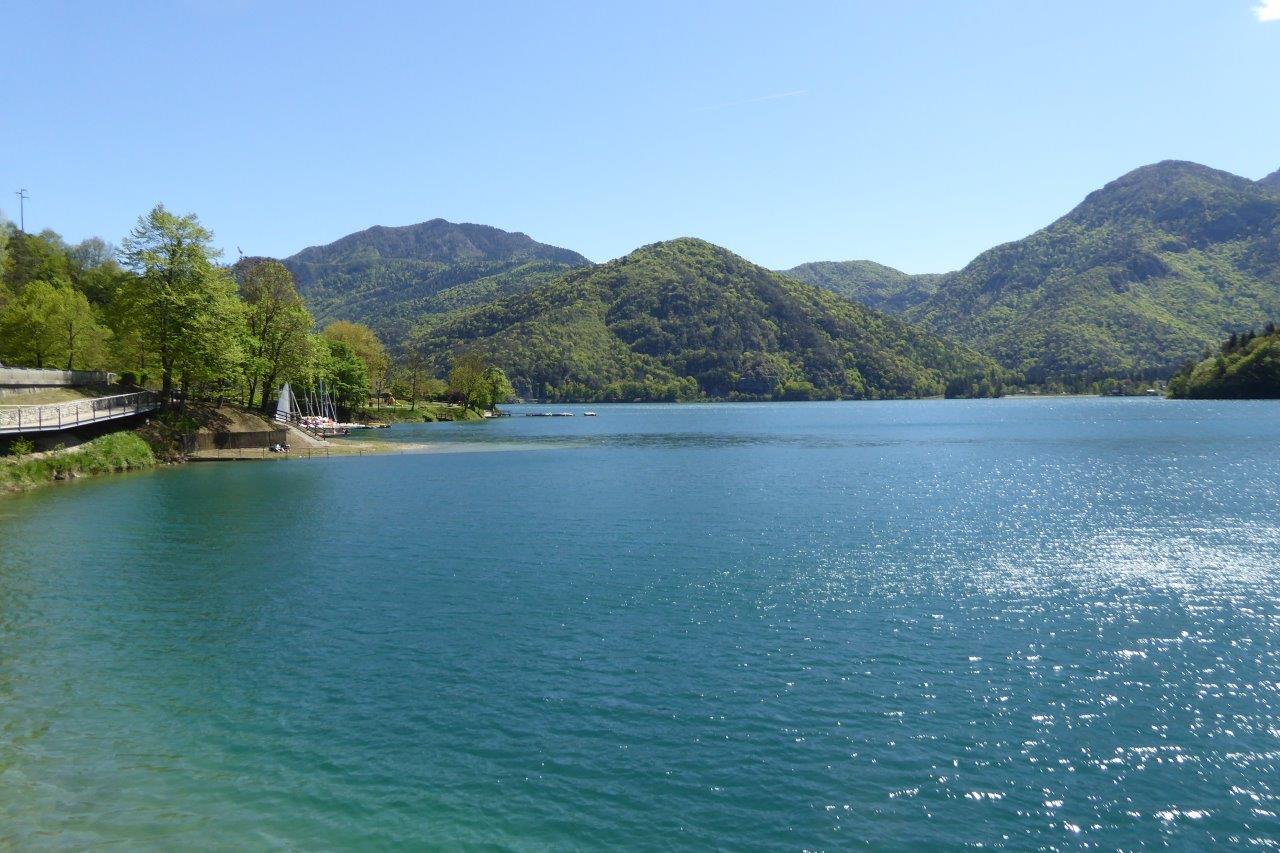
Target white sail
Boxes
[275,382,294,422]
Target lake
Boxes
[2,398,1278,848]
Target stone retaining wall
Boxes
[0,368,116,397]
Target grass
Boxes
[0,387,100,405]
[359,402,485,423]
[1,431,157,493]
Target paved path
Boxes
[0,391,159,435]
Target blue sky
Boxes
[4,1,1279,272]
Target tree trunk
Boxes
[161,362,174,408]
[260,373,278,413]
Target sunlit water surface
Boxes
[2,399,1279,848]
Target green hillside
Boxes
[780,260,940,314]
[1168,324,1280,399]
[410,238,1003,402]
[905,161,1280,383]
[281,219,590,343]
[785,161,1280,386]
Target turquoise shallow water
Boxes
[2,398,1279,848]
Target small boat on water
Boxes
[583,411,597,417]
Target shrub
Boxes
[7,437,35,457]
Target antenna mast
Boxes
[14,189,29,232]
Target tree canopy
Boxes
[0,209,393,419]
[1168,323,1280,399]
[119,205,245,398]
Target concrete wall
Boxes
[190,429,289,451]
[0,368,116,397]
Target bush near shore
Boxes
[1,432,156,493]
[358,402,485,423]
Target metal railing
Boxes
[0,391,160,434]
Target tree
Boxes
[394,347,429,409]
[323,321,388,401]
[447,349,513,411]
[236,259,316,410]
[479,366,515,410]
[2,230,71,291]
[119,205,245,402]
[52,285,110,370]
[104,273,150,383]
[447,349,488,409]
[68,237,117,272]
[0,219,10,309]
[317,337,368,416]
[176,274,247,398]
[0,281,64,367]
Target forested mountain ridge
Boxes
[780,260,941,314]
[281,219,591,344]
[903,160,1280,382]
[785,161,1280,384]
[410,238,1004,402]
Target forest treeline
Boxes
[1167,323,1280,399]
[0,207,510,414]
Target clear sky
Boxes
[4,1,1279,272]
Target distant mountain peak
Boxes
[281,219,591,342]
[288,218,588,267]
[1260,168,1280,190]
[901,158,1280,381]
[780,259,942,315]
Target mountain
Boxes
[410,238,1003,402]
[791,162,1280,383]
[780,260,941,314]
[281,219,590,343]
[792,161,1280,384]
[913,161,1280,381]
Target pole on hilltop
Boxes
[14,189,29,232]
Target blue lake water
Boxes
[2,398,1279,847]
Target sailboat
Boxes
[277,380,363,437]
[274,382,298,423]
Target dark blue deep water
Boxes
[2,399,1279,848]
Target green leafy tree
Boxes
[1169,324,1280,399]
[324,320,389,400]
[52,285,111,370]
[444,349,514,411]
[0,218,10,309]
[119,205,246,401]
[446,349,488,409]
[317,337,369,415]
[476,366,514,410]
[392,344,437,409]
[177,276,247,398]
[2,230,71,291]
[0,281,65,367]
[236,259,316,410]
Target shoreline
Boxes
[0,394,1183,495]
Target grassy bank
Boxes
[1,432,157,494]
[360,402,485,423]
